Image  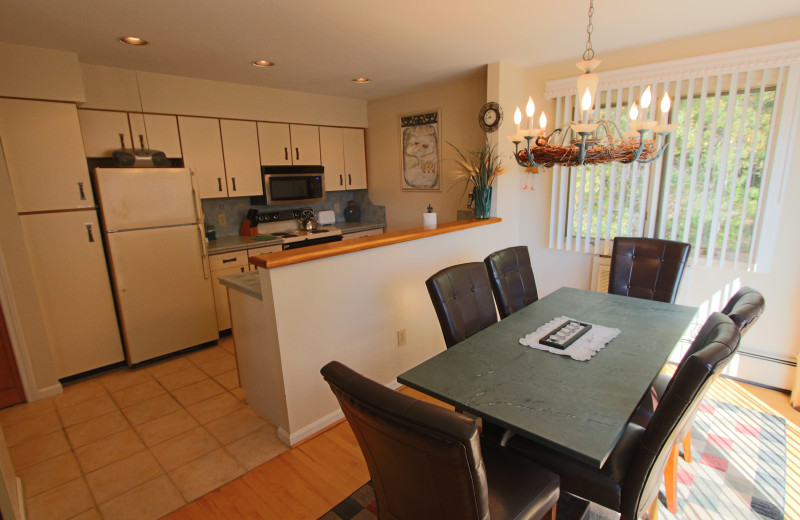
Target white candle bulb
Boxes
[640,85,652,110]
[581,88,592,111]
[661,92,671,114]
[526,97,535,129]
[629,101,639,122]
[514,106,522,134]
[539,112,547,131]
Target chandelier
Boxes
[509,0,676,168]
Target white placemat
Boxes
[519,316,621,361]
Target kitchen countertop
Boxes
[207,235,282,255]
[207,220,386,255]
[218,271,262,300]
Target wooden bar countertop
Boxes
[249,217,502,269]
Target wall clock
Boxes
[478,102,503,133]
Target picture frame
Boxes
[400,109,441,191]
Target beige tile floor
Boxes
[0,336,288,520]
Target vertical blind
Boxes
[547,60,791,272]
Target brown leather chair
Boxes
[484,246,539,319]
[426,262,498,348]
[608,237,691,303]
[502,316,740,520]
[636,289,765,511]
[320,361,560,520]
[721,286,765,334]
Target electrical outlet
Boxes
[218,213,226,226]
[397,329,406,347]
[334,202,340,213]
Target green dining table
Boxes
[398,287,697,468]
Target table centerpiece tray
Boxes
[538,319,592,350]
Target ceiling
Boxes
[1,0,799,101]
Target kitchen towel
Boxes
[519,316,621,361]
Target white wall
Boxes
[365,71,488,231]
[263,222,515,440]
[501,17,800,389]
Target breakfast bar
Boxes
[219,218,504,446]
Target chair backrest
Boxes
[426,262,498,348]
[608,237,691,303]
[621,316,740,518]
[484,246,539,319]
[320,361,490,520]
[720,286,765,334]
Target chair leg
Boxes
[648,496,659,520]
[664,443,679,513]
[682,430,692,463]
[541,503,557,520]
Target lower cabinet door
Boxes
[20,211,124,378]
[211,265,247,331]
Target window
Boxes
[545,43,800,272]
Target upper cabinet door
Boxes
[343,128,367,190]
[319,127,345,191]
[130,113,183,158]
[257,122,292,165]
[178,116,227,199]
[78,109,131,157]
[289,124,321,165]
[0,99,94,212]
[220,119,262,197]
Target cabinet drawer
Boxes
[209,250,248,271]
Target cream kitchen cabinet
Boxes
[77,109,182,158]
[320,127,367,191]
[0,98,94,212]
[180,116,261,199]
[258,122,320,166]
[19,211,125,378]
[219,119,262,197]
[210,244,280,331]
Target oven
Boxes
[280,231,343,250]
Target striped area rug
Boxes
[319,399,786,520]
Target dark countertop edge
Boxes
[207,221,386,255]
[332,221,386,233]
[208,235,283,255]
[250,218,502,269]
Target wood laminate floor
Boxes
[163,372,800,520]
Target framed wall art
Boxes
[400,110,441,190]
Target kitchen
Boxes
[1,2,800,519]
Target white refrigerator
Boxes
[92,167,218,365]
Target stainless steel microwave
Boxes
[257,165,325,205]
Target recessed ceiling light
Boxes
[252,60,275,67]
[119,36,148,46]
[353,78,370,84]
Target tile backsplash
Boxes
[201,190,385,238]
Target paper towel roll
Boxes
[423,213,437,228]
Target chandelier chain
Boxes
[583,0,595,61]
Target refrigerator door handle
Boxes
[189,168,211,280]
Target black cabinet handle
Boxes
[284,147,288,161]
[86,224,94,243]
[348,174,352,186]
[78,182,86,200]
[239,267,245,273]
[295,147,299,161]
[218,178,223,192]
[339,174,343,186]
[222,258,236,263]
[231,177,237,191]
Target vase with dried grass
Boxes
[451,139,505,219]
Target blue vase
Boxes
[473,186,492,219]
